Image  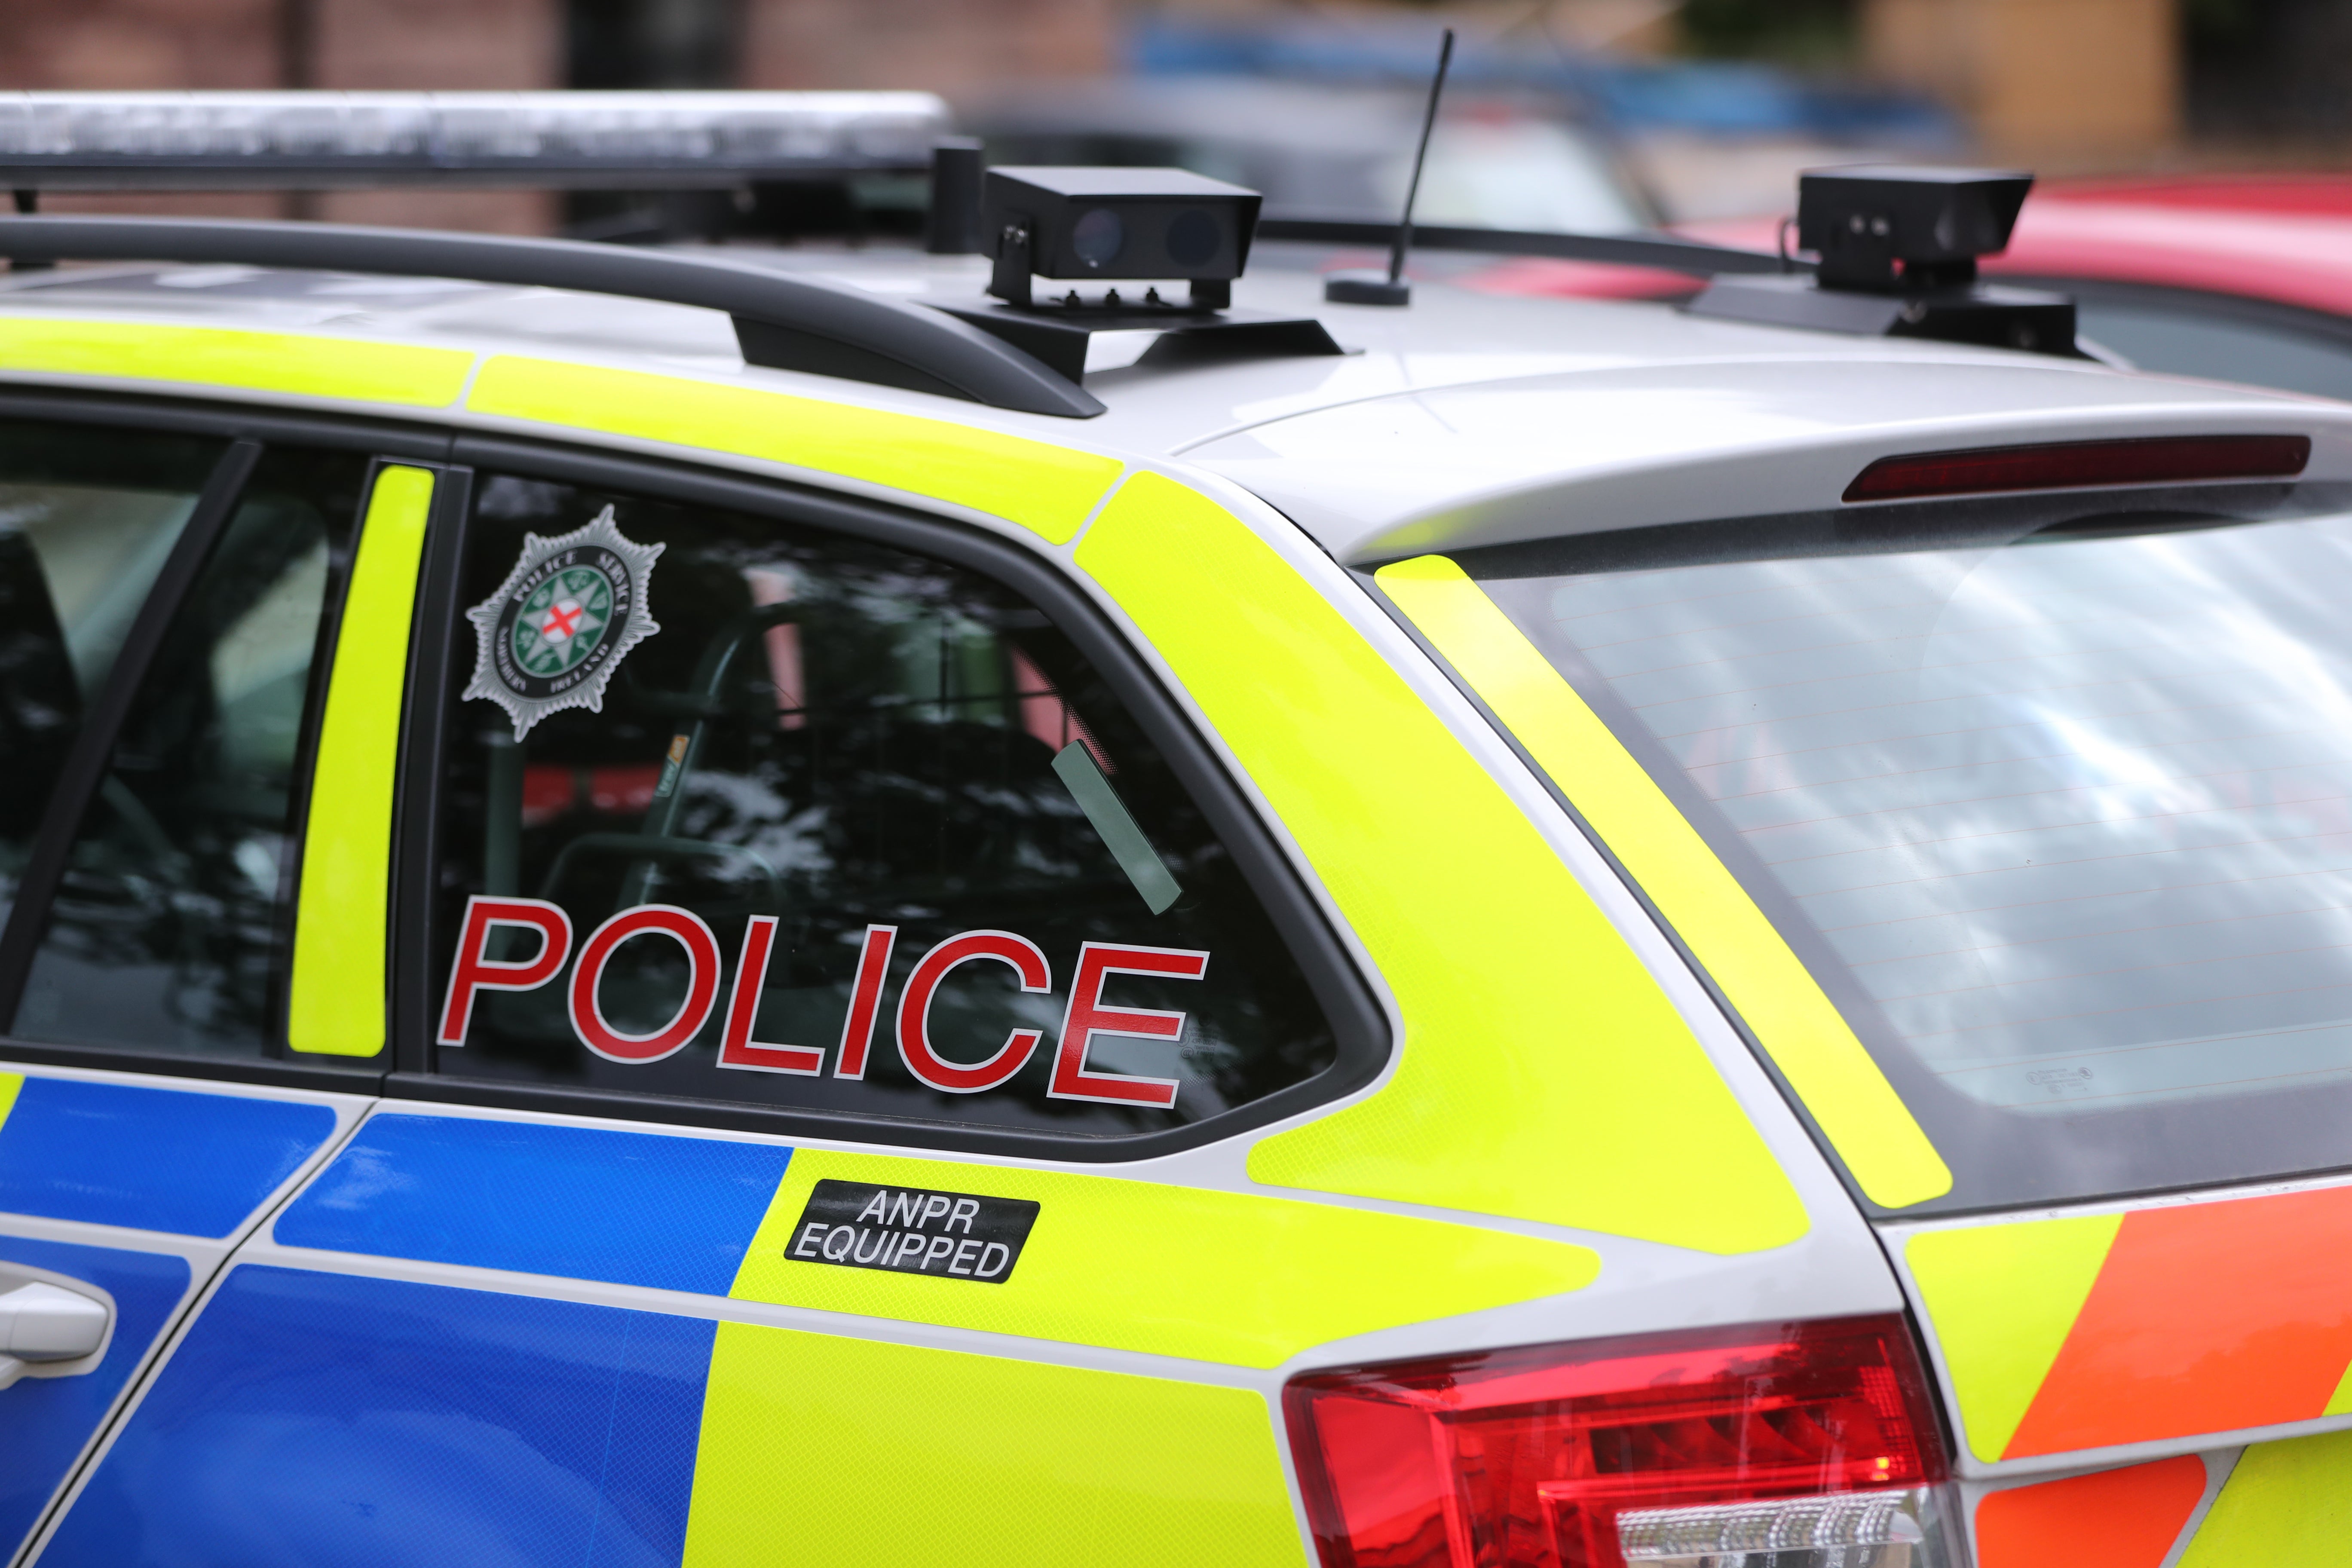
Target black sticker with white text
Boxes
[785,1179,1039,1284]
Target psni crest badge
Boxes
[464,505,663,739]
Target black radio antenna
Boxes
[1326,26,1455,306]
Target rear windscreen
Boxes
[1462,482,2352,1212]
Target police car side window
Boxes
[12,448,370,1057]
[0,419,227,934]
[430,475,1338,1139]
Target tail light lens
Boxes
[1284,1315,1954,1568]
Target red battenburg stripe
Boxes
[1975,1456,2206,1568]
[2005,1183,2352,1458]
[1844,434,2310,502]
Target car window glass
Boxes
[0,420,226,929]
[1467,484,2352,1210]
[2076,297,2352,401]
[431,475,1337,1140]
[13,449,368,1057]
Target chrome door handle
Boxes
[0,1281,109,1387]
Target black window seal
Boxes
[0,385,457,461]
[387,432,1389,1161]
[2003,275,2352,353]
[0,1037,381,1094]
[388,463,475,1080]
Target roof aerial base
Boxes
[1688,273,2079,358]
[932,301,1344,384]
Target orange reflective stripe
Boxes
[1917,1183,2352,1461]
[1974,1456,2205,1568]
[2006,1185,2352,1456]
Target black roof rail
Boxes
[1254,217,1799,278]
[0,215,1105,419]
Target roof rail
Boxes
[1255,217,1797,278]
[0,92,949,190]
[0,215,1104,418]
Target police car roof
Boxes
[5,241,2347,564]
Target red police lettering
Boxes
[896,930,1051,1093]
[717,915,823,1075]
[437,896,573,1047]
[830,924,899,1080]
[1048,942,1210,1109]
[568,904,722,1063]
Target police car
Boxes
[0,92,2346,1568]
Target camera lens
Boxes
[1072,208,1124,269]
[1166,209,1220,268]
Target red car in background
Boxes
[1471,175,2352,401]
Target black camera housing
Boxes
[1796,165,2033,291]
[983,166,1262,310]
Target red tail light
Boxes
[1284,1315,1951,1568]
[1842,433,2310,502]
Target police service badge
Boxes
[464,505,663,739]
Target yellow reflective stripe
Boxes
[0,318,471,407]
[686,1319,1306,1568]
[1076,475,1807,1254]
[1373,554,1952,1210]
[2325,1358,2352,1417]
[288,466,435,1057]
[465,356,1122,544]
[2178,1426,2352,1565]
[0,1072,20,1133]
[728,1148,1598,1369]
[1905,1215,2122,1462]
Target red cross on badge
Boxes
[540,599,585,643]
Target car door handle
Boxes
[0,1282,109,1387]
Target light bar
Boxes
[0,92,950,190]
[1844,434,2312,503]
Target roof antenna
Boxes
[1326,26,1454,307]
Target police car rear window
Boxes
[1464,483,2352,1211]
[429,475,1338,1143]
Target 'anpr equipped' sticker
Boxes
[464,505,663,739]
[786,1179,1039,1284]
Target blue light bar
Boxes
[0,92,952,189]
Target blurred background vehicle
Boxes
[967,75,1658,234]
[1464,175,2352,401]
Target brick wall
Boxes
[1863,0,2179,165]
[743,0,1114,93]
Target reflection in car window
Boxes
[2074,295,2352,402]
[0,420,225,931]
[1467,486,2352,1210]
[431,476,1336,1139]
[14,449,368,1057]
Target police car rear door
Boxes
[0,406,456,1561]
[20,445,1390,1563]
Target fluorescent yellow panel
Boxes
[0,318,471,407]
[288,466,435,1056]
[1075,474,1807,1255]
[0,1072,20,1133]
[1906,1215,2122,1462]
[466,355,1122,544]
[685,1320,1307,1568]
[2325,1359,2352,1417]
[1374,555,1952,1210]
[729,1148,1599,1369]
[2179,1426,2352,1566]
